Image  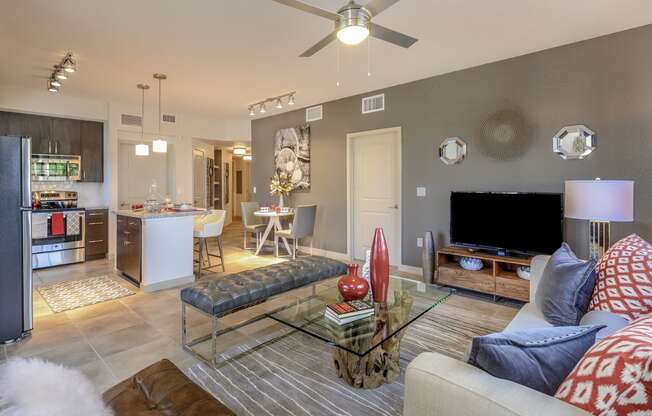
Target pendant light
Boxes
[135,84,150,156]
[152,73,168,153]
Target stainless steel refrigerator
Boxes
[0,136,33,343]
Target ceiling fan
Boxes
[272,0,418,57]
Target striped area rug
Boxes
[188,296,513,416]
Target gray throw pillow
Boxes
[467,325,603,396]
[535,243,596,326]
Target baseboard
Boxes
[398,264,423,276]
[298,245,351,262]
[142,275,195,293]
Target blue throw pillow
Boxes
[535,243,597,326]
[467,325,603,396]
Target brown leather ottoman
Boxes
[103,359,234,415]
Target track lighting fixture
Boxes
[247,91,296,115]
[47,52,77,92]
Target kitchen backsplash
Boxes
[32,181,106,208]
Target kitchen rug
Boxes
[37,276,135,313]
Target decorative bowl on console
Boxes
[459,257,483,271]
[516,266,531,280]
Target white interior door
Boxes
[351,128,401,265]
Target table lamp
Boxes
[564,179,634,260]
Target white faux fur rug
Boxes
[0,358,113,416]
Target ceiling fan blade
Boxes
[271,0,338,20]
[363,0,400,16]
[300,31,337,57]
[369,23,418,48]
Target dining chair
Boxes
[193,209,226,278]
[275,205,317,259]
[241,201,265,250]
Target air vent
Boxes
[162,113,176,124]
[306,105,323,122]
[121,114,142,127]
[362,93,385,114]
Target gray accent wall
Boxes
[252,24,652,266]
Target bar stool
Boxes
[194,209,226,278]
[241,201,266,250]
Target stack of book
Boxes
[325,300,374,325]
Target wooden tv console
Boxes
[435,246,534,302]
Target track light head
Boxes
[62,54,76,73]
[249,106,255,116]
[49,76,61,87]
[54,67,67,80]
[288,94,295,105]
[47,79,59,93]
[275,99,283,109]
[259,103,266,114]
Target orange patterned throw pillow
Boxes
[588,234,652,321]
[556,316,652,414]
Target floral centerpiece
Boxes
[270,169,293,207]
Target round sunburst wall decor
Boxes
[477,109,533,160]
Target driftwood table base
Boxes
[332,331,404,389]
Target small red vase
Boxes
[337,264,369,301]
[370,228,390,303]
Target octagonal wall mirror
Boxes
[553,125,597,160]
[439,137,467,165]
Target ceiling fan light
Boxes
[337,25,369,45]
[135,143,150,156]
[152,139,167,153]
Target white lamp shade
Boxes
[135,144,150,156]
[565,180,634,221]
[152,139,167,153]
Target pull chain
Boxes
[367,35,372,77]
[336,42,341,87]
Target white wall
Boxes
[0,83,251,257]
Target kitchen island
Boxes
[114,209,205,292]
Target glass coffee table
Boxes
[266,276,455,389]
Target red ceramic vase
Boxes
[370,228,390,304]
[337,264,369,301]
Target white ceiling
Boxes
[1,0,652,119]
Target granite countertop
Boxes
[113,209,206,220]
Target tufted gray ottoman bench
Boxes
[180,256,347,365]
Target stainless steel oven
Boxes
[31,154,81,182]
[31,191,85,269]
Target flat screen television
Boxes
[450,192,563,255]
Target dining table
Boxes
[253,210,294,256]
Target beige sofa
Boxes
[403,255,590,416]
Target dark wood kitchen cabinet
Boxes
[85,209,108,260]
[117,215,142,284]
[0,111,104,182]
[80,121,104,182]
[50,116,81,155]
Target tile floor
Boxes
[1,219,518,393]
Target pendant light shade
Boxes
[152,73,168,153]
[136,83,150,157]
[152,139,167,153]
[135,144,150,156]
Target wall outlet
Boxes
[253,186,256,194]
[417,237,423,248]
[416,187,426,197]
